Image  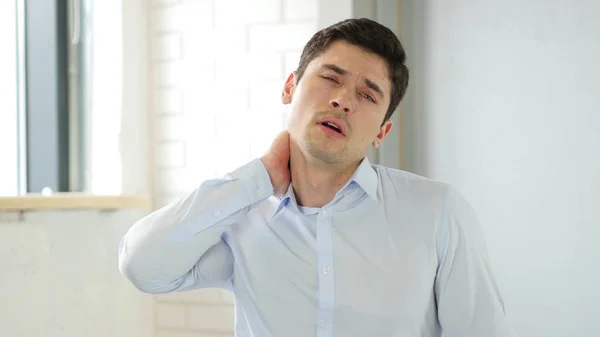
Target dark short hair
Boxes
[295,18,409,124]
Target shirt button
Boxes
[322,320,330,328]
[323,266,331,274]
[214,210,221,216]
[322,210,329,217]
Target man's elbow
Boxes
[118,238,169,294]
[118,257,178,294]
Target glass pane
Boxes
[0,0,19,196]
[69,0,123,194]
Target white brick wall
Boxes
[149,0,317,335]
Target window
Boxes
[0,0,24,196]
[0,0,124,196]
[72,0,123,194]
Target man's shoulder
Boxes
[371,163,447,186]
[372,164,431,181]
[371,164,452,200]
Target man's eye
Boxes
[322,76,338,83]
[362,93,375,103]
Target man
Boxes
[119,18,511,337]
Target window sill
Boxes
[0,193,152,211]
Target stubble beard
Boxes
[304,138,346,164]
[300,126,362,166]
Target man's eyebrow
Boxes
[322,64,348,75]
[321,63,384,99]
[365,78,384,99]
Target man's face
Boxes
[282,40,393,166]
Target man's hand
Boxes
[260,130,291,197]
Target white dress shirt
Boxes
[118,157,512,337]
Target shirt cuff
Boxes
[227,158,274,202]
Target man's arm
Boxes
[118,158,273,294]
[435,186,513,337]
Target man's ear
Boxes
[373,120,393,148]
[282,72,297,105]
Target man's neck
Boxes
[289,144,360,208]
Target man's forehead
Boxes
[313,43,389,76]
[309,46,391,95]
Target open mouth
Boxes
[320,121,343,135]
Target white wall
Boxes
[0,209,153,337]
[400,1,600,336]
[121,0,151,196]
[150,0,318,208]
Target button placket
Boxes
[316,208,335,337]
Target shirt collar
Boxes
[270,156,379,219]
[347,156,378,202]
[270,185,296,219]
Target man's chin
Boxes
[303,142,345,164]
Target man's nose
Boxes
[329,95,351,114]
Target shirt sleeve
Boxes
[435,185,514,337]
[118,158,273,294]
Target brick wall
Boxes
[149,0,317,335]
